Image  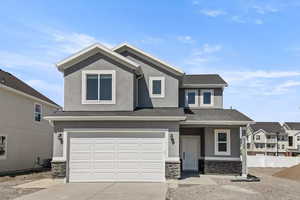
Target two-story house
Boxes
[247,122,287,156]
[283,122,300,156]
[45,43,253,182]
[0,69,60,174]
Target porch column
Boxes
[51,131,66,178]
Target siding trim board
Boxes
[45,116,186,121]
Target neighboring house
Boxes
[45,43,253,183]
[283,122,300,156]
[0,69,60,174]
[247,122,288,156]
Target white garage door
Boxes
[69,133,165,182]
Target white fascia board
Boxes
[44,115,186,121]
[181,84,228,88]
[180,120,254,126]
[113,43,185,76]
[56,43,140,72]
[0,83,61,109]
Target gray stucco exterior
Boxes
[0,88,57,173]
[179,88,223,109]
[121,51,180,108]
[64,53,135,111]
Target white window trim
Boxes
[200,89,214,107]
[34,103,42,122]
[149,76,165,98]
[214,129,231,156]
[185,89,198,107]
[0,135,7,160]
[82,70,116,104]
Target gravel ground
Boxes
[0,171,52,200]
[170,168,300,200]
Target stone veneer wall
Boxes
[165,161,181,179]
[51,161,66,178]
[203,160,242,175]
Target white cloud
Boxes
[268,80,300,94]
[254,19,264,25]
[231,16,246,24]
[26,79,62,93]
[224,70,300,82]
[192,1,199,5]
[177,36,195,44]
[139,36,164,45]
[252,5,279,15]
[185,44,222,65]
[0,51,52,69]
[194,44,222,55]
[49,30,113,54]
[200,9,227,17]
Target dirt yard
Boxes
[170,168,300,200]
[0,171,52,200]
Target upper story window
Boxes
[34,103,42,122]
[149,77,165,98]
[82,70,116,104]
[297,136,300,141]
[200,89,214,106]
[185,89,198,107]
[0,136,7,159]
[214,129,231,156]
[255,135,260,141]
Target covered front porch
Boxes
[179,125,244,176]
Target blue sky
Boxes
[0,0,300,122]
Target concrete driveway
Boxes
[15,182,167,200]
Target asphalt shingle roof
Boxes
[0,69,59,107]
[250,122,284,133]
[285,122,300,130]
[184,108,253,122]
[182,74,227,86]
[48,107,185,117]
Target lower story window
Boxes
[214,129,231,155]
[0,136,7,159]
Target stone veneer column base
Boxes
[203,160,242,175]
[165,161,181,179]
[51,161,66,178]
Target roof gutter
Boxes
[181,84,228,88]
[180,120,255,126]
[44,115,187,122]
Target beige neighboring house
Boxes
[283,122,300,156]
[247,122,288,156]
[0,69,60,174]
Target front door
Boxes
[181,136,199,171]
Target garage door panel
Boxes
[69,161,91,170]
[93,152,115,160]
[93,161,115,169]
[118,152,139,160]
[140,162,164,169]
[69,133,166,182]
[118,161,140,170]
[142,152,164,160]
[70,152,91,160]
[94,143,115,151]
[141,143,164,151]
[70,143,91,152]
[118,143,139,151]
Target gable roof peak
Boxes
[113,43,185,76]
[55,43,140,73]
